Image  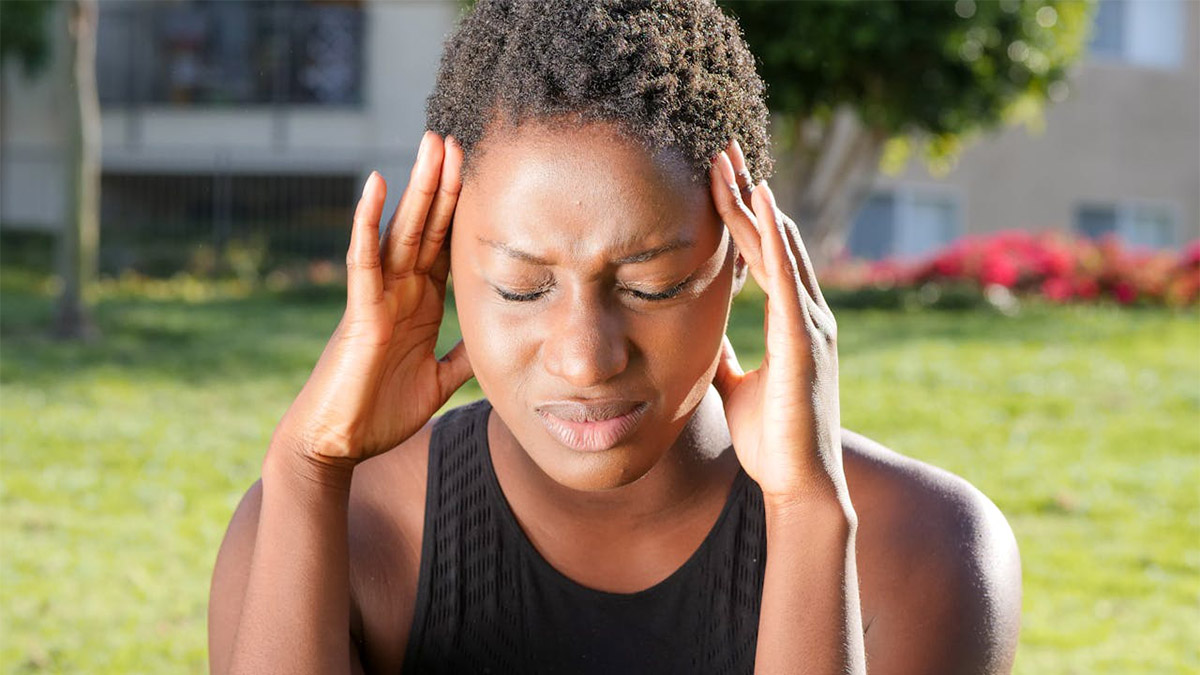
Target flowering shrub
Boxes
[820,231,1200,309]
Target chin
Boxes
[533,442,663,491]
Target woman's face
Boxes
[450,121,743,491]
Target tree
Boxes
[720,0,1093,268]
[57,0,102,339]
[0,0,101,339]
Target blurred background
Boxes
[0,0,1197,672]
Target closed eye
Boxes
[620,275,693,301]
[493,282,553,302]
[492,275,694,303]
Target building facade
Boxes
[847,0,1199,261]
[1,0,459,270]
[2,0,1196,270]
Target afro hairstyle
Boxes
[425,0,773,184]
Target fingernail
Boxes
[731,137,743,158]
[362,172,376,197]
[718,152,736,187]
[758,181,774,204]
[417,132,432,164]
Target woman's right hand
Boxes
[270,131,473,469]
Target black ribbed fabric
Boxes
[401,399,767,675]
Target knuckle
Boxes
[724,180,743,204]
[409,182,437,200]
[346,252,382,271]
[398,228,424,248]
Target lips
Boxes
[535,399,648,452]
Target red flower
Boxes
[1072,277,1100,300]
[1180,240,1200,269]
[933,253,965,278]
[1041,277,1073,302]
[1113,281,1138,304]
[979,255,1019,288]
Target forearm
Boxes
[226,446,356,675]
[755,495,866,675]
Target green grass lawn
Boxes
[2,273,1198,673]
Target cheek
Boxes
[635,267,734,411]
[451,269,539,399]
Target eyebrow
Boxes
[477,236,694,265]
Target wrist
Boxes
[763,490,858,535]
[263,437,357,496]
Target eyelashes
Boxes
[493,276,694,303]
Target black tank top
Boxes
[401,399,767,674]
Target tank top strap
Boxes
[402,398,528,674]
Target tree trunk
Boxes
[770,106,887,271]
[54,0,100,340]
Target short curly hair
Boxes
[425,0,772,184]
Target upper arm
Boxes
[207,480,368,675]
[863,476,1023,675]
[208,480,263,675]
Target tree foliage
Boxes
[0,0,55,75]
[722,0,1093,158]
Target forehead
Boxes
[454,121,714,258]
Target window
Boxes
[1088,0,1184,69]
[97,1,364,107]
[1074,202,1179,250]
[847,188,963,261]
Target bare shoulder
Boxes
[344,417,438,671]
[841,429,1023,675]
[207,417,441,675]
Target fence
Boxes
[2,146,357,277]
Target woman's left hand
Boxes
[709,139,849,512]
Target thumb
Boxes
[437,339,475,399]
[712,335,744,402]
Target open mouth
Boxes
[535,401,649,452]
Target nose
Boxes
[541,291,629,389]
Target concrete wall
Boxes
[4,1,1196,251]
[1,2,72,230]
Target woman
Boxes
[209,1,1022,673]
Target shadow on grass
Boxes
[1,288,344,386]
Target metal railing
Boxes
[3,146,357,276]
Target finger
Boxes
[712,334,744,403]
[728,138,755,203]
[346,172,386,311]
[381,131,444,282]
[429,243,452,286]
[710,152,769,293]
[760,186,833,340]
[769,192,830,313]
[436,339,474,399]
[750,180,810,331]
[415,135,463,274]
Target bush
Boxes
[821,231,1200,309]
